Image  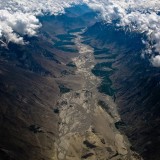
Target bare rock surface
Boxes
[54,31,142,160]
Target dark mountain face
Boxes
[1,3,160,160]
[83,22,160,160]
[83,22,145,51]
[0,5,97,160]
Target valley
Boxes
[53,30,141,160]
[0,4,160,160]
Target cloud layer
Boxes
[1,0,160,66]
[0,0,80,46]
[84,0,160,67]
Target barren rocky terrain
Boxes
[53,31,142,160]
[1,4,158,160]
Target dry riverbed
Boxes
[53,31,142,160]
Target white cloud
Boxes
[0,10,40,45]
[151,55,160,67]
[0,0,81,46]
[1,0,160,67]
[84,0,160,67]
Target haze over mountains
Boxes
[0,1,160,160]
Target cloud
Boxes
[0,0,81,46]
[0,10,40,45]
[151,55,160,67]
[84,0,160,67]
[1,0,160,67]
